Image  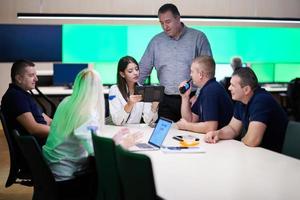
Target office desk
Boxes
[32,86,109,96]
[102,124,300,200]
[262,84,287,93]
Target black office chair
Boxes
[12,129,91,200]
[92,134,123,200]
[115,145,164,200]
[29,86,57,118]
[282,121,300,159]
[0,108,32,187]
[286,78,300,121]
[12,130,59,200]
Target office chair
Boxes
[29,86,57,118]
[0,108,32,187]
[12,130,59,200]
[92,134,123,200]
[282,121,300,159]
[286,78,300,121]
[12,130,90,200]
[115,145,164,200]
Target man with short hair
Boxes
[205,67,288,152]
[139,3,212,122]
[1,60,51,145]
[176,56,233,133]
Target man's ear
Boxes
[15,74,22,84]
[243,85,252,95]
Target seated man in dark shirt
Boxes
[176,56,233,133]
[205,67,288,153]
[1,60,51,145]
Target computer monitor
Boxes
[53,63,88,86]
[251,63,275,83]
[274,63,300,83]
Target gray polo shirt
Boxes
[139,24,212,95]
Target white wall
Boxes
[1,0,300,25]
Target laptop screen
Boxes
[148,118,172,147]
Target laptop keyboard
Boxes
[136,143,154,149]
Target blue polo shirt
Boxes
[234,88,288,153]
[1,83,46,136]
[191,78,233,129]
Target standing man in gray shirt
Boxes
[139,3,212,122]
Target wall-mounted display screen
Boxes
[251,63,275,83]
[0,25,62,62]
[274,63,300,83]
[1,24,300,85]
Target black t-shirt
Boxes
[1,83,46,136]
[234,88,288,152]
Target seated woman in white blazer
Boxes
[108,56,159,125]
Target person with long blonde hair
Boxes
[43,68,138,198]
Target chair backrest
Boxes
[92,134,123,200]
[287,78,300,121]
[282,121,300,159]
[12,130,58,200]
[115,145,158,200]
[0,108,32,187]
[29,86,57,118]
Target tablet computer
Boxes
[135,85,164,102]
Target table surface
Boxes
[101,124,300,200]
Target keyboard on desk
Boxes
[136,143,154,149]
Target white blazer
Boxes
[108,85,158,125]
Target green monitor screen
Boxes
[251,63,275,83]
[63,25,300,64]
[274,63,300,83]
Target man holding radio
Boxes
[176,56,233,134]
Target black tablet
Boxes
[135,85,165,102]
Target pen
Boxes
[167,146,199,150]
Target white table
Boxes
[101,124,300,200]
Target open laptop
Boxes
[132,117,172,151]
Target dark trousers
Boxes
[158,94,182,122]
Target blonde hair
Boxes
[46,68,105,148]
[193,56,215,79]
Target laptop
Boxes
[132,117,173,151]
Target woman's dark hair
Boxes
[117,56,139,101]
[11,59,35,83]
[232,67,259,90]
[158,3,180,17]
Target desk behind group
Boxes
[101,124,300,200]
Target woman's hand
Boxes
[124,94,142,113]
[113,127,142,149]
[151,101,159,112]
[128,94,142,104]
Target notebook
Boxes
[132,117,172,151]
